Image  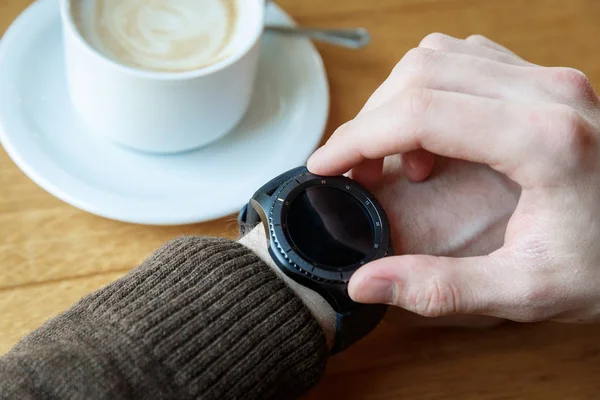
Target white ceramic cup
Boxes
[59,0,264,153]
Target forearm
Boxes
[0,236,329,400]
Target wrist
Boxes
[376,158,519,257]
[238,226,337,348]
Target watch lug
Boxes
[322,283,357,312]
[250,195,273,244]
[253,192,273,210]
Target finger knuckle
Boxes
[466,34,488,43]
[533,105,596,166]
[549,67,597,102]
[400,88,434,117]
[552,106,595,161]
[331,120,354,139]
[397,47,439,72]
[403,73,429,90]
[514,278,560,322]
[419,32,452,50]
[393,48,442,89]
[411,276,460,318]
[390,49,425,89]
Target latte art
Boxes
[72,0,238,72]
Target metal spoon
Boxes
[264,26,371,49]
[263,0,371,49]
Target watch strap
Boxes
[238,166,308,235]
[332,304,387,354]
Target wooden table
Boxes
[2,0,600,399]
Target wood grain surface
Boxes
[2,0,600,399]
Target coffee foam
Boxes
[72,0,238,72]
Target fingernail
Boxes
[352,277,395,304]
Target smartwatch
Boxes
[238,166,393,354]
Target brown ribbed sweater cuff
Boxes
[1,237,328,400]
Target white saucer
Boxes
[0,0,329,225]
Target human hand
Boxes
[370,157,520,328]
[308,33,600,323]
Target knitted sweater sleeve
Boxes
[0,237,328,400]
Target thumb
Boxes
[401,150,436,182]
[348,255,504,318]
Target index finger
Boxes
[308,89,548,183]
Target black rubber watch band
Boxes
[238,166,308,235]
[331,303,387,354]
[238,166,387,354]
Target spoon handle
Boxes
[264,26,371,49]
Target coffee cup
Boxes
[59,0,264,153]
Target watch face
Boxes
[285,186,374,269]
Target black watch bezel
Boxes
[266,172,391,286]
